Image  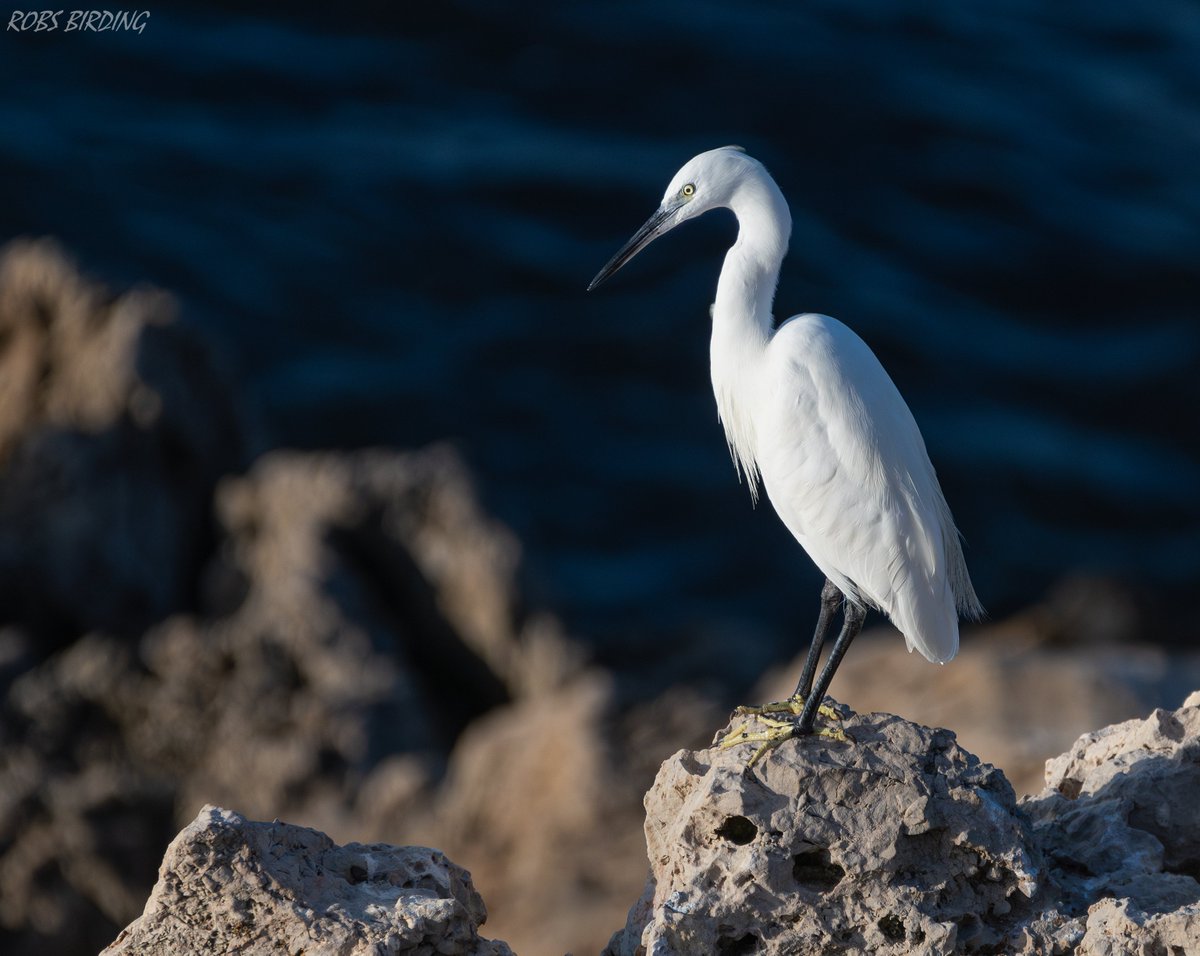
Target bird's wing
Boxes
[755,314,978,662]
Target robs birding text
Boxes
[7,10,149,33]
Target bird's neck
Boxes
[710,174,791,498]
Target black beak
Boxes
[587,203,676,291]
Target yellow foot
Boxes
[719,714,851,769]
[732,694,842,723]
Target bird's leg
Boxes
[795,599,865,734]
[731,579,843,720]
[794,577,844,701]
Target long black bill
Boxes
[587,204,674,291]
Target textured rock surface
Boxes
[605,710,1040,955]
[1020,690,1200,954]
[103,805,513,955]
[608,695,1200,956]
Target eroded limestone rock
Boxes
[609,694,1200,955]
[1021,690,1200,954]
[103,805,513,956]
[605,710,1039,955]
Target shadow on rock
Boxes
[0,239,252,642]
[1019,693,1200,951]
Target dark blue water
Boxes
[3,2,1198,683]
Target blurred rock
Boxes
[103,805,513,956]
[0,633,175,956]
[0,446,495,947]
[0,238,250,638]
[604,709,1039,955]
[606,695,1200,955]
[419,673,656,953]
[138,445,569,829]
[0,441,645,956]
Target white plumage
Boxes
[589,146,981,737]
[756,312,978,663]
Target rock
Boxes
[125,447,661,956]
[0,238,251,638]
[103,805,513,956]
[0,444,585,956]
[605,709,1040,955]
[608,694,1200,955]
[1021,695,1200,953]
[1075,897,1200,956]
[0,633,177,956]
[0,440,649,956]
[138,446,536,827]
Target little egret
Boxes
[588,146,983,764]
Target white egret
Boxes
[588,146,983,764]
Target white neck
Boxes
[710,171,791,499]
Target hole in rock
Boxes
[1057,777,1082,800]
[878,914,905,942]
[715,815,758,845]
[792,847,844,891]
[957,913,983,946]
[716,932,759,954]
[1052,853,1095,880]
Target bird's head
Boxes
[588,145,760,291]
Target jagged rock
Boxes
[605,709,1040,955]
[1019,690,1200,954]
[1074,897,1200,956]
[0,238,250,637]
[103,805,513,956]
[608,694,1200,956]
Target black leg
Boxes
[796,599,865,733]
[792,578,843,700]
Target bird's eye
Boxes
[682,183,696,197]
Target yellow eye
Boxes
[682,183,695,197]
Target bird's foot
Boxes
[731,694,841,722]
[719,713,851,769]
